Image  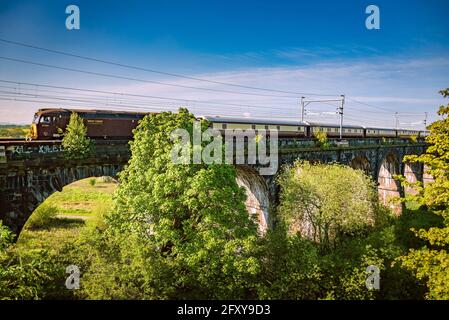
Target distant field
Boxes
[0,125,30,138]
[16,177,117,253]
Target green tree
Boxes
[0,221,14,251]
[258,161,416,300]
[277,161,385,248]
[83,108,260,299]
[62,112,92,160]
[0,222,68,300]
[314,131,330,149]
[398,88,449,299]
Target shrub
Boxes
[88,178,96,187]
[314,131,330,149]
[26,204,58,229]
[0,247,68,300]
[278,161,380,248]
[396,88,449,299]
[62,112,92,160]
[99,109,260,299]
[0,221,14,250]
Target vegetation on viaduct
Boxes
[1,89,448,299]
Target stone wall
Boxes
[0,138,429,237]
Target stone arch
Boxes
[403,162,422,195]
[350,156,371,176]
[423,165,435,187]
[235,165,271,234]
[1,164,123,238]
[307,158,322,165]
[378,154,402,214]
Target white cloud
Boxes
[1,53,448,129]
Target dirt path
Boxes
[56,214,91,221]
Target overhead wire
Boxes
[0,37,339,97]
[0,38,428,125]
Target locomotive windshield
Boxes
[32,114,39,124]
[39,116,52,124]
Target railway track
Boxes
[0,138,28,141]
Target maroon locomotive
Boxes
[30,108,150,140]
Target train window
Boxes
[40,116,51,124]
[348,129,352,132]
[32,114,39,124]
[327,128,331,132]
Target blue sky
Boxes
[0,0,448,127]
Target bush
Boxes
[93,109,260,299]
[314,131,330,149]
[0,247,69,300]
[0,221,14,250]
[88,178,96,187]
[256,224,322,299]
[26,204,58,229]
[62,112,92,160]
[278,161,380,248]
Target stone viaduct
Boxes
[0,137,430,236]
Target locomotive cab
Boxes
[30,111,65,140]
[29,108,149,140]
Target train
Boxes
[30,108,149,140]
[202,116,426,138]
[29,108,428,140]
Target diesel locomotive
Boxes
[29,108,428,140]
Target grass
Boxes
[0,125,30,138]
[16,177,117,254]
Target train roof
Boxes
[201,115,309,126]
[307,122,364,129]
[35,108,150,116]
[202,116,425,131]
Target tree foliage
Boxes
[0,222,68,300]
[398,88,449,299]
[314,131,330,149]
[62,112,92,160]
[257,162,420,300]
[278,161,383,248]
[85,108,260,299]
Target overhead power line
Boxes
[0,38,419,115]
[0,79,300,112]
[0,95,298,120]
[0,37,423,119]
[0,89,295,117]
[0,56,313,98]
[0,37,338,97]
[346,96,393,112]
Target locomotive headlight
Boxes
[31,124,37,139]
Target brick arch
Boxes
[350,155,371,176]
[423,165,435,187]
[403,162,423,195]
[307,158,322,165]
[235,165,271,234]
[378,154,402,214]
[1,164,123,237]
